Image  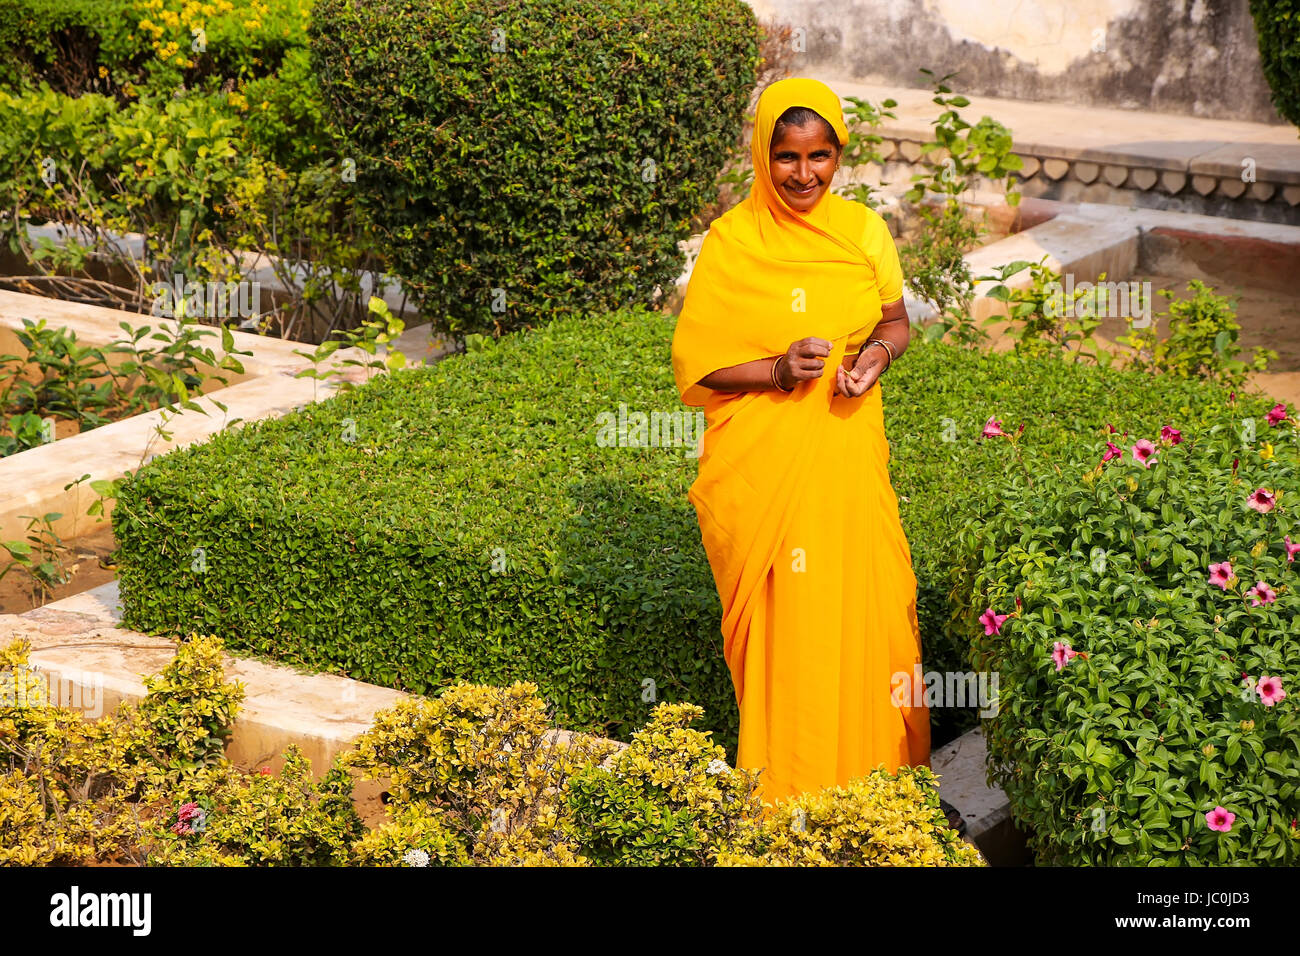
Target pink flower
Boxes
[1205,807,1236,833]
[1131,439,1158,467]
[170,821,193,835]
[1248,488,1276,514]
[1208,561,1235,590]
[259,766,274,775]
[980,607,1009,635]
[1052,641,1079,672]
[177,801,202,822]
[981,417,1005,439]
[1101,441,1125,463]
[1160,425,1183,445]
[1285,537,1300,563]
[1267,403,1288,427]
[1246,581,1277,607]
[1257,675,1287,707]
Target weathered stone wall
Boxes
[746,0,1285,124]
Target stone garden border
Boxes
[0,288,377,544]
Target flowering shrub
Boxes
[957,405,1300,864]
[0,634,244,865]
[350,804,470,868]
[148,749,363,866]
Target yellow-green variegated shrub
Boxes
[716,766,986,867]
[2,637,977,867]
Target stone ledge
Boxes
[931,726,1029,866]
[3,581,627,779]
[877,136,1299,213]
[3,581,407,775]
[0,287,376,544]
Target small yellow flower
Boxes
[1261,442,1274,461]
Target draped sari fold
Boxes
[670,78,930,805]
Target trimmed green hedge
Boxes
[1250,0,1300,128]
[114,307,1270,753]
[955,413,1300,864]
[307,0,760,339]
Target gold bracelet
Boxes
[771,355,793,392]
[865,338,895,371]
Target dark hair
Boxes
[771,106,839,150]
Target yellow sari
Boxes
[671,78,930,805]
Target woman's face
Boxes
[768,121,839,213]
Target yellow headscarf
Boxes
[671,77,880,407]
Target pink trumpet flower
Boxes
[1208,562,1235,590]
[1248,489,1276,514]
[980,608,1009,635]
[1131,439,1158,467]
[1205,807,1236,833]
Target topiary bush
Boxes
[307,0,761,339]
[1250,0,1300,129]
[112,306,1267,753]
[956,410,1300,864]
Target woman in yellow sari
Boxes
[671,77,931,807]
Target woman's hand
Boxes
[834,342,886,397]
[778,337,833,389]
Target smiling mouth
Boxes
[786,182,818,196]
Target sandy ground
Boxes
[0,520,116,615]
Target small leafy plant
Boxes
[0,512,73,605]
[1120,279,1275,388]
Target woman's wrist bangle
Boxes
[771,355,793,392]
[865,338,895,371]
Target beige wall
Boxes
[746,0,1284,123]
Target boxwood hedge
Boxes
[955,412,1300,864]
[307,0,760,338]
[114,307,1268,753]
